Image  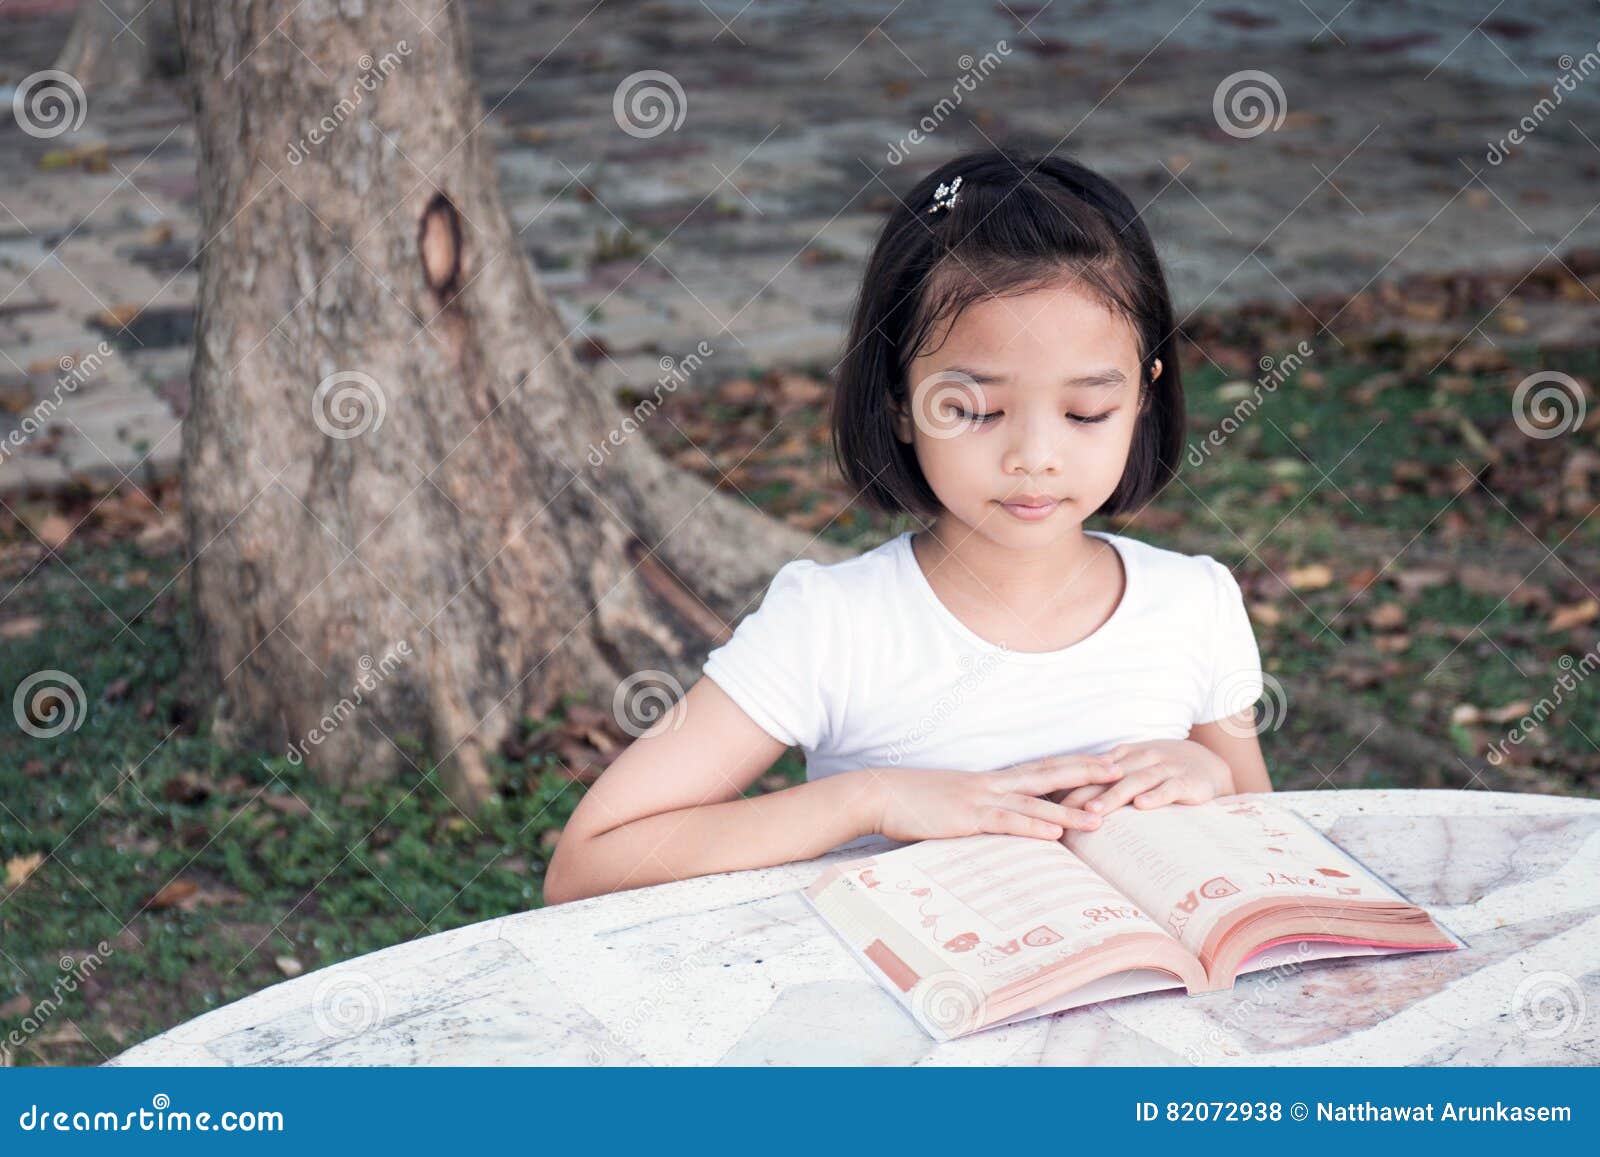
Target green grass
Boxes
[1164,340,1600,790]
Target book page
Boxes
[1063,798,1401,957]
[812,833,1178,995]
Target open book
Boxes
[802,795,1462,1041]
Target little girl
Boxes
[545,148,1272,905]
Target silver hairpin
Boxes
[927,175,962,214]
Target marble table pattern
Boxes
[108,790,1600,1066]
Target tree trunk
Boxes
[172,0,841,810]
[55,0,173,89]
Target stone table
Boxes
[109,790,1600,1066]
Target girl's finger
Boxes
[1134,778,1184,809]
[1059,783,1109,808]
[1002,752,1087,776]
[1109,750,1163,774]
[1087,767,1166,814]
[1001,792,1103,832]
[982,806,1062,841]
[1007,756,1120,795]
[1020,751,1114,774]
[1161,773,1215,806]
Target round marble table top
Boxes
[109,789,1600,1066]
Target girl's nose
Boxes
[1001,417,1063,477]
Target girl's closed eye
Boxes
[948,407,1117,426]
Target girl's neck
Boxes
[913,512,1107,603]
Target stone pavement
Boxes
[1,0,1598,497]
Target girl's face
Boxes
[892,278,1151,547]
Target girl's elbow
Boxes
[541,872,574,907]
[542,839,592,906]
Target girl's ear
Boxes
[890,390,915,444]
[1138,358,1162,411]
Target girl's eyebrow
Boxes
[944,366,1128,388]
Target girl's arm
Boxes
[542,675,883,905]
[544,676,1119,904]
[1187,707,1272,794]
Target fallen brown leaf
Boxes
[1287,564,1334,592]
[1485,701,1533,725]
[161,771,213,805]
[147,879,199,910]
[0,615,42,639]
[1247,601,1282,627]
[1367,603,1407,631]
[5,852,45,889]
[1549,598,1599,633]
[35,513,73,550]
[262,793,311,817]
[1391,567,1450,597]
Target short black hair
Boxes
[830,147,1186,521]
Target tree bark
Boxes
[173,0,841,810]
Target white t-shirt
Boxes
[702,529,1264,798]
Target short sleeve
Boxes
[702,559,835,749]
[1198,559,1264,724]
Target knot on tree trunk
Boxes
[419,193,463,298]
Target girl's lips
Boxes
[998,498,1060,521]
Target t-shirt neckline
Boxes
[896,528,1135,663]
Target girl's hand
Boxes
[1055,740,1232,817]
[867,754,1122,843]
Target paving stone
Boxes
[0,0,1596,498]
